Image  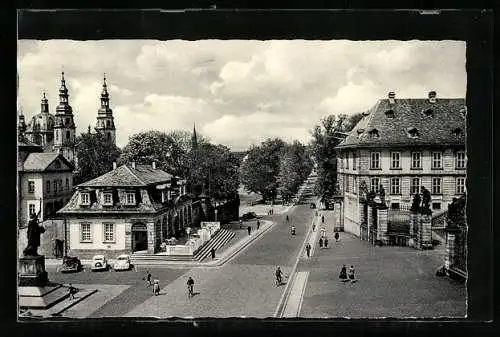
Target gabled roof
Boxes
[78,164,174,188]
[18,136,44,150]
[20,152,73,172]
[336,98,466,149]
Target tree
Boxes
[277,141,313,204]
[310,113,363,203]
[240,138,286,201]
[73,132,121,185]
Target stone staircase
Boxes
[130,229,235,263]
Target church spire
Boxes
[56,70,72,114]
[191,123,198,150]
[95,73,116,145]
[40,91,49,113]
[18,108,27,140]
[100,73,110,109]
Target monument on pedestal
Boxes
[18,212,68,309]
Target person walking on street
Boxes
[286,215,289,222]
[68,284,77,300]
[153,280,160,296]
[275,266,283,286]
[210,247,216,260]
[319,237,323,248]
[305,243,311,257]
[187,276,195,297]
[324,237,329,248]
[312,223,316,232]
[334,232,340,242]
[321,215,325,224]
[144,270,152,287]
[247,225,252,235]
[339,264,348,281]
[257,220,260,230]
[239,219,243,229]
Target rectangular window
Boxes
[390,177,401,195]
[456,177,466,194]
[346,176,350,193]
[28,204,36,216]
[456,151,466,169]
[432,202,441,210]
[80,223,92,243]
[65,178,69,190]
[353,176,357,194]
[391,152,400,169]
[411,177,420,195]
[353,152,357,170]
[432,152,442,169]
[339,154,344,169]
[53,181,58,193]
[103,193,113,205]
[28,181,35,193]
[46,181,51,193]
[411,152,422,169]
[59,180,63,191]
[126,192,136,204]
[346,153,350,169]
[103,223,115,242]
[432,177,442,194]
[391,203,400,210]
[370,178,380,193]
[370,152,380,169]
[81,193,90,205]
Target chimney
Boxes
[113,162,117,170]
[152,161,156,170]
[131,162,136,169]
[428,91,437,103]
[388,91,396,104]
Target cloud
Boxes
[17,39,466,151]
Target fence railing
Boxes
[387,208,411,233]
[431,209,448,228]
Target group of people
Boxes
[143,270,196,297]
[339,264,357,283]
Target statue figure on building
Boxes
[447,194,466,225]
[420,186,431,214]
[410,192,421,212]
[23,211,45,257]
[359,180,368,201]
[379,184,385,204]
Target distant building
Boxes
[57,162,193,258]
[336,91,466,237]
[94,74,116,145]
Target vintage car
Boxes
[60,256,82,273]
[91,255,108,271]
[113,254,131,271]
[240,212,257,221]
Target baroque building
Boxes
[335,91,466,237]
[94,74,116,145]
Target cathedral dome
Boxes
[25,93,55,134]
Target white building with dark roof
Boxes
[57,162,193,258]
[335,91,466,238]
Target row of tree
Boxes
[72,129,240,203]
[240,138,313,203]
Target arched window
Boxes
[408,128,420,138]
[66,130,70,140]
[384,109,395,118]
[368,129,380,138]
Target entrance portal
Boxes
[131,223,148,252]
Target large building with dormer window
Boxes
[57,162,193,258]
[335,91,466,236]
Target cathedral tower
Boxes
[94,74,116,145]
[53,71,76,164]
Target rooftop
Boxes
[336,95,466,149]
[19,152,73,172]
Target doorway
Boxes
[131,223,148,252]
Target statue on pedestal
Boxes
[420,186,431,214]
[410,192,421,212]
[23,212,45,257]
[379,184,386,204]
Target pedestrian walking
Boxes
[247,225,252,235]
[144,270,152,287]
[153,280,160,296]
[286,215,289,222]
[324,237,329,248]
[339,264,348,281]
[239,219,243,229]
[68,284,77,300]
[319,237,323,248]
[210,247,216,260]
[305,243,311,257]
[312,223,316,232]
[257,220,260,230]
[334,232,339,242]
[348,265,356,282]
[321,215,325,223]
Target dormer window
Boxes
[103,192,113,205]
[126,192,136,205]
[422,108,434,117]
[408,128,419,139]
[81,192,90,206]
[384,109,394,119]
[357,129,364,134]
[368,129,380,138]
[452,128,463,137]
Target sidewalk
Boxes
[45,220,277,269]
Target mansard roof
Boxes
[336,97,466,150]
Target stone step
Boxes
[19,284,69,309]
[195,229,235,262]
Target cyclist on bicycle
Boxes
[275,267,283,286]
[187,276,195,295]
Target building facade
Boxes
[336,91,466,237]
[57,163,193,258]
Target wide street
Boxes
[46,203,315,318]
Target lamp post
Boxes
[186,227,191,242]
[215,209,218,221]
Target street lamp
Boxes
[214,209,218,221]
[186,227,191,241]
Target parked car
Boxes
[91,255,108,271]
[60,256,82,273]
[113,254,131,271]
[240,212,257,221]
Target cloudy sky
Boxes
[17,40,466,151]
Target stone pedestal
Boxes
[445,232,456,272]
[18,255,68,309]
[409,212,418,247]
[418,214,433,249]
[376,207,388,245]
